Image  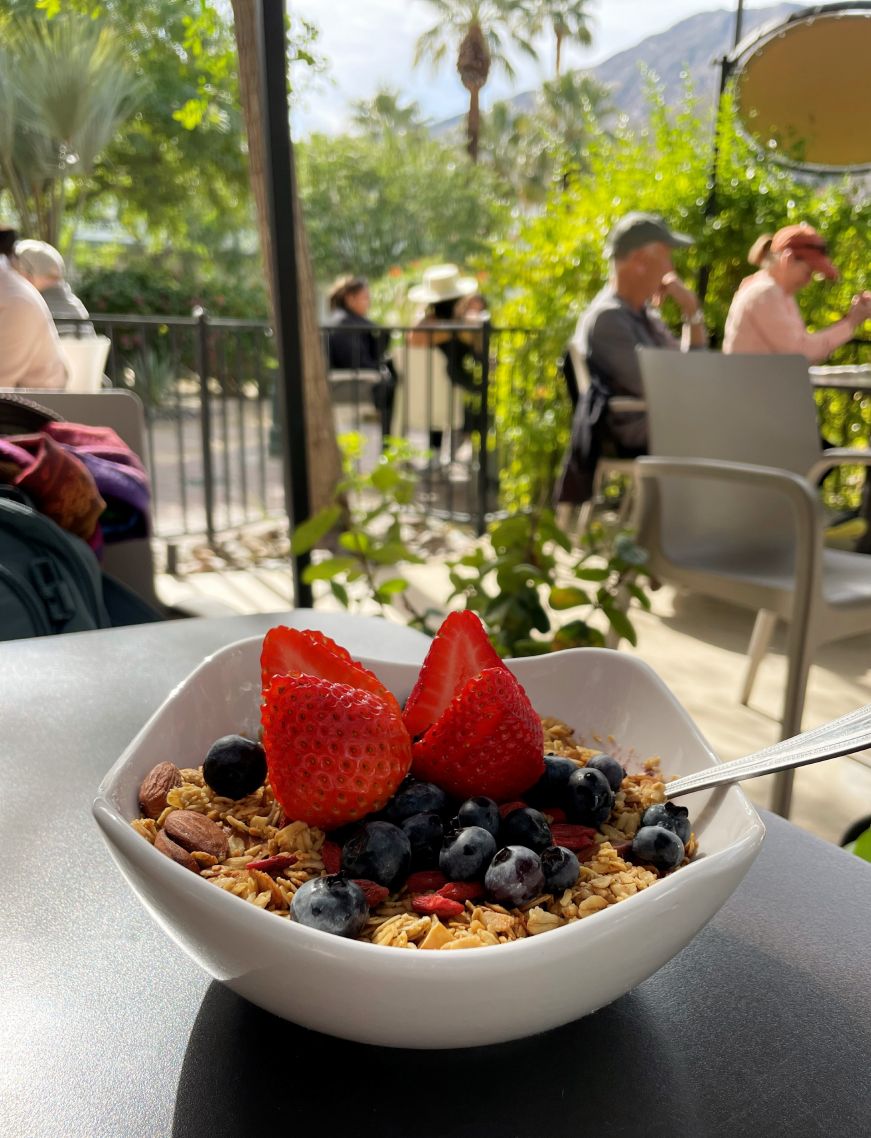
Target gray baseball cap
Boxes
[604,212,695,259]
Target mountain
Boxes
[588,3,800,122]
[432,4,801,131]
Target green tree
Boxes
[483,82,871,512]
[520,0,594,76]
[297,129,506,280]
[350,88,426,140]
[413,0,536,162]
[0,13,141,246]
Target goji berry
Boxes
[321,840,342,874]
[498,800,528,818]
[405,869,447,893]
[550,823,599,850]
[351,879,390,907]
[437,881,484,903]
[412,894,464,918]
[542,806,567,823]
[245,852,297,874]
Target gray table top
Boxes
[3,613,870,1137]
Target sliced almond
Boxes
[138,762,182,820]
[154,829,198,872]
[163,810,230,861]
[419,918,454,951]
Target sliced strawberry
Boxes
[260,626,397,711]
[261,673,411,829]
[402,610,505,740]
[411,666,544,802]
[351,879,390,908]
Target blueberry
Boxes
[641,802,692,845]
[526,755,579,808]
[632,825,685,871]
[341,821,411,891]
[585,753,626,793]
[540,846,580,892]
[484,846,545,906]
[457,796,500,837]
[290,875,368,938]
[401,811,444,869]
[202,735,266,800]
[384,780,448,823]
[565,766,614,827]
[500,806,552,853]
[439,826,497,882]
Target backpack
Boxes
[0,490,112,640]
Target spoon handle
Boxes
[665,703,871,799]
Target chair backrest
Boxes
[395,345,463,432]
[13,388,162,610]
[636,348,823,562]
[57,336,111,393]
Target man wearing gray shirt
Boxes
[557,212,705,503]
[15,239,94,336]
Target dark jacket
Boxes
[326,310,389,373]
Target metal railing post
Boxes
[475,318,492,537]
[194,306,216,546]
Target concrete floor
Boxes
[157,559,871,849]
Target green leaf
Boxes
[628,583,652,611]
[301,557,357,582]
[852,826,871,863]
[603,606,637,646]
[329,580,349,608]
[339,531,372,555]
[549,585,591,610]
[370,465,400,493]
[375,577,408,597]
[573,566,610,581]
[291,505,343,554]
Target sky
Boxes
[289,1,776,137]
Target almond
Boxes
[154,829,198,872]
[163,810,230,861]
[138,762,182,820]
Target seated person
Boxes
[724,222,871,553]
[0,227,68,390]
[555,212,705,505]
[15,239,95,336]
[723,223,871,360]
[407,264,484,455]
[326,275,396,436]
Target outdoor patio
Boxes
[156,554,871,849]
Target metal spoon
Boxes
[665,703,871,798]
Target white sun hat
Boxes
[407,263,479,305]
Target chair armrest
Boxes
[636,456,822,590]
[327,368,382,384]
[609,397,647,414]
[807,448,871,483]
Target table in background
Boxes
[3,612,870,1137]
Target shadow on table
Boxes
[172,982,691,1137]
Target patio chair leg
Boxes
[740,609,777,705]
[771,621,815,819]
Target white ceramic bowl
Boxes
[93,639,764,1049]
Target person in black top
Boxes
[326,275,396,438]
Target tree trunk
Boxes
[556,32,563,77]
[467,85,480,163]
[230,0,341,516]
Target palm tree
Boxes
[414,0,536,162]
[0,15,141,247]
[521,0,594,76]
[351,89,426,140]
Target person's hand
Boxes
[653,271,701,320]
[848,291,871,326]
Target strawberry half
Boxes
[261,626,397,711]
[402,610,505,740]
[411,666,544,801]
[262,673,412,829]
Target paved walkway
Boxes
[157,561,871,849]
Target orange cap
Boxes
[770,224,838,280]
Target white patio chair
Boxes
[394,345,463,436]
[57,335,111,393]
[635,348,871,817]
